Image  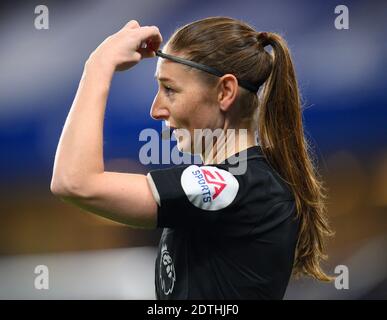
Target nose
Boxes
[150,92,170,121]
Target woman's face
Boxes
[150,51,224,153]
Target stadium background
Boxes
[0,0,386,299]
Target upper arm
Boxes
[56,172,158,229]
[148,164,240,228]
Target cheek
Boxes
[191,103,220,130]
[170,94,197,125]
[173,90,218,129]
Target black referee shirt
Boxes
[146,145,299,300]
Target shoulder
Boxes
[243,156,295,202]
[148,164,240,211]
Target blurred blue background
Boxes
[0,0,386,299]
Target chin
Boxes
[176,139,194,154]
[173,128,194,154]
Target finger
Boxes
[124,20,140,29]
[146,38,161,53]
[137,26,163,50]
[137,38,156,57]
[137,47,156,58]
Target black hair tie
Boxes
[155,50,263,93]
[257,32,270,48]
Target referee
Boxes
[51,17,332,299]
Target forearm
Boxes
[51,59,114,194]
[51,21,162,198]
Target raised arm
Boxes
[50,20,163,229]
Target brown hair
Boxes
[166,16,333,281]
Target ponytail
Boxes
[258,32,333,281]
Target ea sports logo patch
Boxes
[181,165,239,211]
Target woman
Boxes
[51,17,332,299]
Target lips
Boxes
[169,126,182,134]
[161,125,178,140]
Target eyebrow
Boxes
[154,74,177,85]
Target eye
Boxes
[163,85,175,95]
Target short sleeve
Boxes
[146,164,240,228]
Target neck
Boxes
[200,128,257,165]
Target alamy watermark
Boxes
[34,264,49,290]
[34,5,49,30]
[139,125,252,175]
[334,5,349,30]
[334,264,349,290]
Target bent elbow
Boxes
[50,179,68,197]
[50,176,88,199]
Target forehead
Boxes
[155,58,180,80]
[154,50,193,84]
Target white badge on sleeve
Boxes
[180,165,239,211]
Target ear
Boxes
[217,74,239,112]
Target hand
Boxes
[87,20,163,72]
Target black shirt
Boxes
[146,145,299,300]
